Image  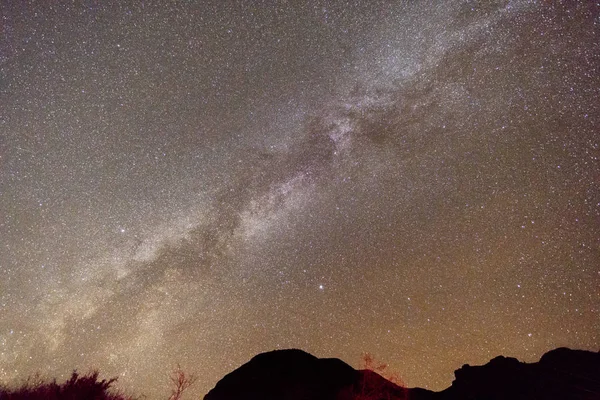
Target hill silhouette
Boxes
[1,347,598,399]
[204,347,600,400]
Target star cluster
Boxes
[1,1,598,399]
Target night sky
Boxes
[1,1,599,399]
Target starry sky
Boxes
[1,1,599,398]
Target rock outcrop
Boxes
[204,347,600,400]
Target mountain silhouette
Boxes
[204,347,600,400]
[204,349,360,400]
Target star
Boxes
[1,1,597,398]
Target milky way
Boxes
[1,1,599,398]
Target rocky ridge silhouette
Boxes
[204,347,600,400]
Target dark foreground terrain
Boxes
[1,347,598,399]
[205,347,600,400]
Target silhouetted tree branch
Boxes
[167,364,197,400]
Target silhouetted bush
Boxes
[167,364,196,400]
[0,371,136,400]
[354,353,408,400]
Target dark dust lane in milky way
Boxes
[1,1,598,398]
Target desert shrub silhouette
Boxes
[352,353,408,400]
[0,371,135,400]
[167,364,197,400]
